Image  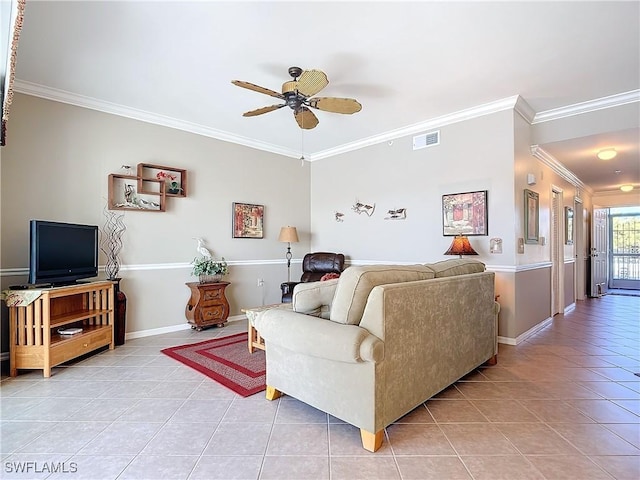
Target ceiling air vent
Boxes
[413,130,440,150]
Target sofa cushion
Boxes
[292,278,339,319]
[425,258,485,277]
[330,265,435,325]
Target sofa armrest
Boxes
[292,278,339,319]
[255,308,383,364]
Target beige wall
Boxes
[1,93,603,353]
[309,110,516,262]
[1,94,310,348]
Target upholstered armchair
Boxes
[280,252,345,303]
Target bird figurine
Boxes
[193,237,213,258]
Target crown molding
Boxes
[532,89,640,124]
[530,145,593,195]
[311,95,521,161]
[14,80,302,158]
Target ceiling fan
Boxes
[232,66,362,130]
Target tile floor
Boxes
[1,294,639,479]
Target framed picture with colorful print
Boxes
[232,203,264,239]
[442,190,488,236]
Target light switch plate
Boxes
[517,238,525,254]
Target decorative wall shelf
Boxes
[137,163,187,198]
[108,174,166,212]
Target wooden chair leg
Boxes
[360,429,383,452]
[265,386,282,401]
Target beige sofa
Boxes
[253,259,499,452]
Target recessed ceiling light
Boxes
[620,185,634,192]
[597,148,617,160]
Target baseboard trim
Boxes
[498,316,553,345]
[124,314,246,340]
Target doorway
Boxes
[609,206,640,290]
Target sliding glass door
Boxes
[609,207,640,290]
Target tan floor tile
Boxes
[518,399,595,423]
[578,381,640,399]
[433,385,465,399]
[590,455,640,480]
[589,367,640,382]
[601,423,640,448]
[619,381,640,393]
[537,381,605,399]
[189,455,263,480]
[567,398,640,423]
[386,424,457,455]
[565,356,621,367]
[471,399,540,423]
[496,423,581,455]
[455,381,508,399]
[266,423,328,456]
[549,367,611,381]
[504,366,565,381]
[330,456,400,480]
[477,366,526,381]
[396,456,472,480]
[496,381,555,399]
[260,456,329,480]
[550,423,640,455]
[439,424,519,455]
[426,399,488,423]
[526,455,614,479]
[394,403,435,424]
[461,455,544,479]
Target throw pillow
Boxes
[320,273,340,281]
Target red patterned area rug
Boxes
[161,332,265,397]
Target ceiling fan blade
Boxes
[232,80,284,99]
[242,104,286,117]
[308,97,362,114]
[294,107,319,129]
[295,69,329,97]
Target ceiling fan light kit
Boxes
[232,66,362,130]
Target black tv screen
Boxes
[29,220,99,286]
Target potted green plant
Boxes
[192,256,228,283]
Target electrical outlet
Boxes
[257,278,264,287]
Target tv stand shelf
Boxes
[8,281,115,378]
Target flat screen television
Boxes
[28,220,99,286]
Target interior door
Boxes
[574,197,586,300]
[551,190,563,315]
[590,208,608,297]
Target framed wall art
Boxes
[232,202,264,239]
[442,190,488,236]
[565,206,574,245]
[524,189,539,244]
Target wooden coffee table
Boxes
[242,303,292,353]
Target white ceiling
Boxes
[11,1,640,194]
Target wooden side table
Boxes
[242,303,292,353]
[185,281,230,331]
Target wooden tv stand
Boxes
[8,281,115,378]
